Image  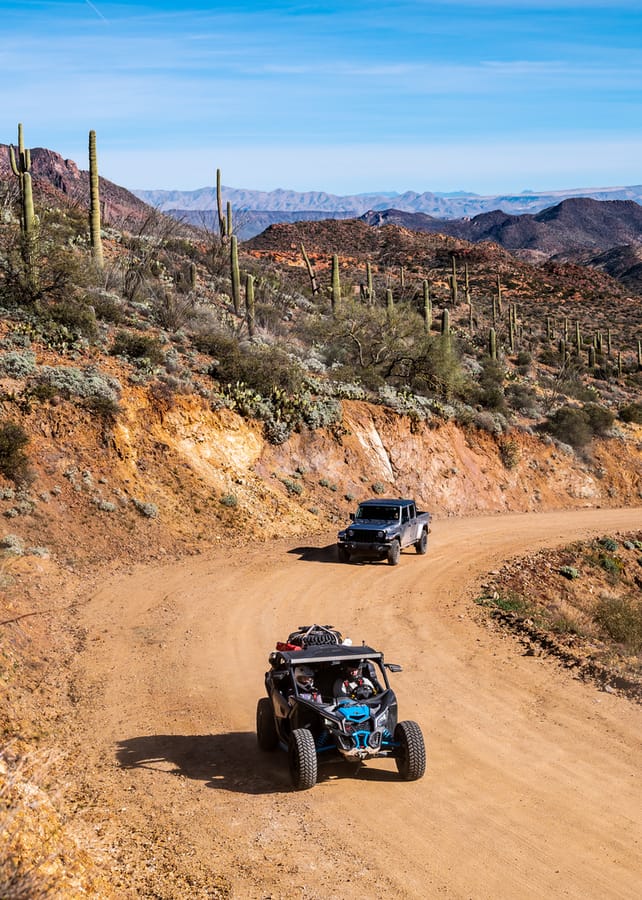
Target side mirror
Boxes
[385,663,402,673]
[349,512,355,521]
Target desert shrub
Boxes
[281,477,303,496]
[618,402,642,424]
[499,437,521,469]
[543,405,593,448]
[559,565,580,580]
[0,351,37,379]
[0,422,31,484]
[32,366,121,404]
[204,335,305,397]
[598,537,618,552]
[583,403,614,437]
[111,331,165,366]
[506,383,540,416]
[477,358,506,412]
[132,498,158,519]
[372,481,386,495]
[48,299,98,341]
[87,289,126,324]
[593,594,642,651]
[219,493,238,508]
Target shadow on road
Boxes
[116,733,402,792]
[288,545,392,565]
[288,544,338,563]
[115,732,289,795]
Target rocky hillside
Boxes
[0,144,153,228]
[360,198,642,268]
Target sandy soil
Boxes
[68,508,642,899]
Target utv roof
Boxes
[358,498,413,507]
[274,644,383,666]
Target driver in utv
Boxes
[333,662,377,700]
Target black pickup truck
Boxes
[337,498,432,565]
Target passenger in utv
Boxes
[292,665,322,703]
[333,662,377,700]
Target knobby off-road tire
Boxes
[387,540,401,566]
[337,544,350,563]
[289,728,318,790]
[394,720,426,781]
[256,697,279,751]
[415,529,428,555]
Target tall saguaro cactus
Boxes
[245,273,255,337]
[230,235,241,314]
[331,254,341,314]
[422,280,432,332]
[216,168,226,238]
[366,261,374,305]
[88,130,104,269]
[488,327,497,360]
[9,123,35,240]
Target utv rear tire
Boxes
[395,720,426,781]
[289,728,317,790]
[337,545,350,563]
[415,529,428,555]
[256,698,279,751]
[387,541,401,566]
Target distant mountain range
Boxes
[134,183,642,239]
[1,142,641,293]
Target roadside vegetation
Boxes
[476,533,642,697]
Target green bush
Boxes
[593,594,642,651]
[48,300,98,341]
[543,405,593,448]
[619,402,642,424]
[111,331,165,366]
[559,565,580,580]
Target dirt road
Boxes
[71,508,642,899]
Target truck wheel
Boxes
[415,529,428,555]
[394,720,426,781]
[289,728,317,790]
[256,697,279,751]
[387,541,401,566]
[337,544,350,563]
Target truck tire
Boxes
[337,544,350,563]
[394,720,426,781]
[387,540,401,566]
[289,728,317,790]
[415,529,428,554]
[256,697,279,751]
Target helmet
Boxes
[295,666,315,689]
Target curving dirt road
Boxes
[71,509,642,899]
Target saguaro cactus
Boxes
[230,235,241,314]
[216,168,226,238]
[488,327,497,360]
[331,254,341,313]
[245,273,255,337]
[441,307,450,337]
[422,280,432,332]
[448,256,458,305]
[386,288,394,314]
[88,130,104,269]
[9,123,35,240]
[366,261,374,304]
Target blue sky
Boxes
[2,1,641,194]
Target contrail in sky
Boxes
[84,0,107,20]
